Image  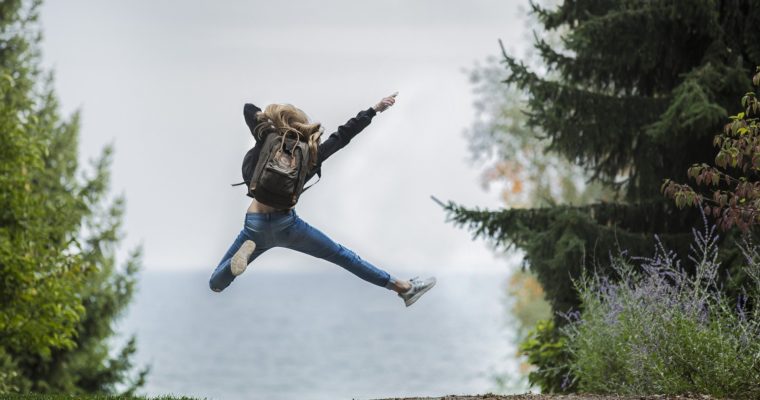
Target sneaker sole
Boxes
[405,277,437,307]
[231,240,256,276]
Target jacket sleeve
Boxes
[243,103,263,141]
[316,107,377,166]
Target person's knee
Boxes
[209,278,224,293]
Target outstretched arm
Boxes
[316,92,398,164]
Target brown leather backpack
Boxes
[247,130,315,209]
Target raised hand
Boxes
[373,91,398,113]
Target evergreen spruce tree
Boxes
[0,0,146,394]
[445,0,760,319]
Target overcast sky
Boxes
[39,0,530,276]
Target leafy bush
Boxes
[518,319,574,393]
[562,216,760,398]
[662,67,760,232]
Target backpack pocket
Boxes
[260,163,298,195]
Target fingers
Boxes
[374,92,398,112]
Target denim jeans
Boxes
[209,209,393,292]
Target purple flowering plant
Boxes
[560,211,760,399]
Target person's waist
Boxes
[245,208,295,217]
[247,197,295,215]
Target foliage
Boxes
[0,0,145,394]
[0,0,87,362]
[465,5,609,389]
[518,319,574,394]
[507,270,552,341]
[448,0,760,392]
[563,218,760,399]
[663,67,760,232]
[506,270,554,389]
[465,55,610,209]
[447,0,760,325]
[442,199,700,317]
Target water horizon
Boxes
[116,269,523,400]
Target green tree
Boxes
[447,0,760,315]
[444,0,760,390]
[0,0,145,394]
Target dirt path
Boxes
[375,394,718,400]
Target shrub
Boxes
[562,216,760,399]
[518,319,575,393]
[662,67,760,232]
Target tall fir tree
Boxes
[0,0,146,394]
[444,0,760,318]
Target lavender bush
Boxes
[562,216,760,398]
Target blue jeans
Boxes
[209,209,393,292]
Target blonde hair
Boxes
[254,103,323,169]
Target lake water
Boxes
[117,270,522,400]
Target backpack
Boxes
[239,130,319,209]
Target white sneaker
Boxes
[398,276,437,307]
[231,240,256,276]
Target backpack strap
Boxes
[302,169,321,192]
[295,135,321,193]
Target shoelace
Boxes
[400,277,421,296]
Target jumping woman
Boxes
[208,93,437,307]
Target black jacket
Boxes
[242,103,377,196]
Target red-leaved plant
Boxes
[662,67,760,232]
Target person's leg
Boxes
[279,215,404,290]
[209,229,268,292]
[386,275,412,293]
